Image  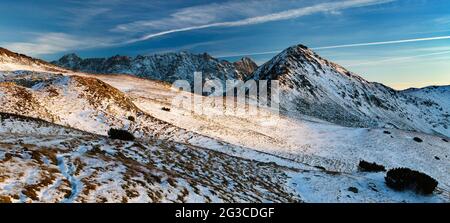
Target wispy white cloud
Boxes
[118,0,395,44]
[113,1,278,32]
[215,35,450,58]
[345,50,450,67]
[434,16,450,25]
[1,33,110,56]
[64,7,111,27]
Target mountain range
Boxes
[52,52,258,85]
[0,45,449,203]
[52,46,450,138]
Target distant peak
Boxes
[296,44,309,49]
[174,51,192,57]
[202,52,212,56]
[109,54,130,59]
[135,54,145,59]
[235,57,257,66]
[284,44,313,54]
[239,56,255,63]
[233,56,258,77]
[61,53,81,60]
[279,43,330,66]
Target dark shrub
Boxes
[385,168,438,195]
[128,116,135,122]
[443,138,448,143]
[413,137,423,143]
[359,160,386,172]
[161,107,171,112]
[348,187,358,193]
[383,130,391,135]
[108,128,135,141]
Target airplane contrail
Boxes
[313,35,450,50]
[215,35,450,58]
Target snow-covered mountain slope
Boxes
[0,113,301,203]
[0,71,138,134]
[1,113,447,203]
[0,81,57,122]
[90,74,450,193]
[249,44,450,138]
[402,86,450,113]
[0,48,65,72]
[52,52,257,84]
[0,70,317,172]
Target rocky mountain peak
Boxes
[252,44,357,81]
[62,53,81,60]
[233,57,258,78]
[58,53,82,65]
[283,44,334,69]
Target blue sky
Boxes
[1,0,449,89]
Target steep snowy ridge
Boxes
[52,52,258,84]
[250,44,450,137]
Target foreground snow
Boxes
[91,74,450,192]
[0,71,447,203]
[1,113,447,203]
